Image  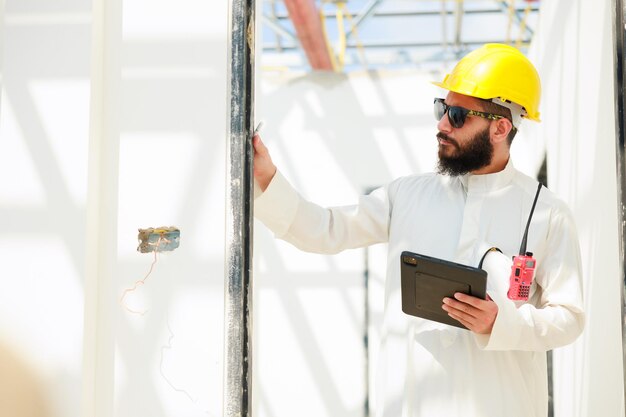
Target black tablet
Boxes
[400,250,488,329]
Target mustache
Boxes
[436,132,459,147]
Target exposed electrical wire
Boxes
[120,235,168,315]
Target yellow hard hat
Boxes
[432,44,541,122]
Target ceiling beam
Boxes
[271,7,540,20]
[262,38,532,51]
[345,0,384,41]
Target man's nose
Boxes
[437,111,453,133]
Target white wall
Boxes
[1,0,230,416]
[84,0,229,416]
[526,0,625,416]
[0,1,91,416]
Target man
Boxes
[253,44,584,417]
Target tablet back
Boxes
[400,251,488,329]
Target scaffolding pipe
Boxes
[454,0,464,52]
[271,7,540,21]
[496,0,535,38]
[440,0,449,53]
[262,13,298,43]
[224,0,255,414]
[345,0,384,41]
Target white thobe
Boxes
[254,159,584,417]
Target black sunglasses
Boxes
[434,98,504,129]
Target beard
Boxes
[436,126,494,176]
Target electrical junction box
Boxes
[137,227,180,253]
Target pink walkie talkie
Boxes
[508,183,542,301]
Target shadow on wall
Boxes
[0,342,53,417]
[0,3,93,416]
[253,69,440,416]
[260,71,438,196]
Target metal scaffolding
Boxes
[260,0,540,71]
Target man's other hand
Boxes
[442,293,498,334]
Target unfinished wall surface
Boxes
[0,0,622,416]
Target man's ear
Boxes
[491,118,513,144]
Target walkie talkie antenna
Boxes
[519,183,543,255]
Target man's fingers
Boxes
[453,292,489,308]
[443,293,498,334]
[254,135,273,161]
[442,297,478,319]
[253,134,265,152]
[253,135,273,164]
[251,134,277,191]
[444,303,479,330]
[446,311,473,329]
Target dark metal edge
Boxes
[225,0,255,414]
[612,0,626,413]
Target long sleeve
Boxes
[474,206,585,352]
[255,171,390,254]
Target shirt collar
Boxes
[459,158,516,193]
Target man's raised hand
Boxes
[252,133,277,192]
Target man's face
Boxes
[436,92,494,176]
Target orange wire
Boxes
[120,235,169,315]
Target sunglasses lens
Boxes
[434,100,446,121]
[447,106,466,128]
[434,98,470,128]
